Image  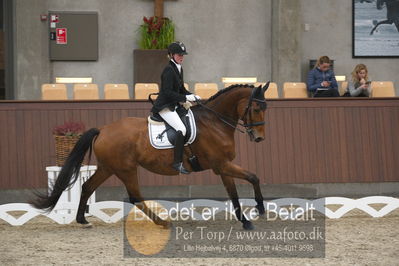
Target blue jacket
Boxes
[307,68,338,92]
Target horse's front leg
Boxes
[218,162,265,215]
[217,162,265,227]
[220,174,254,230]
[370,19,390,35]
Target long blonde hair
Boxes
[315,56,331,68]
[351,64,369,83]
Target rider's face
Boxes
[173,54,184,64]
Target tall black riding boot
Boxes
[172,131,190,174]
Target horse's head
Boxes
[240,82,270,142]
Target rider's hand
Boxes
[186,94,201,102]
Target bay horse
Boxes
[31,83,270,230]
[370,0,399,35]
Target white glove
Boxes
[186,94,201,102]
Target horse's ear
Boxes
[262,81,270,94]
[253,85,262,98]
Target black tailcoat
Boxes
[151,61,191,113]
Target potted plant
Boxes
[53,122,86,166]
[133,16,175,87]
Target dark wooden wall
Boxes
[0,98,398,190]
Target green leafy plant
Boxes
[138,16,175,49]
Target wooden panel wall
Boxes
[0,98,398,189]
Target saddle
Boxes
[148,106,197,150]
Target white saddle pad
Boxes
[148,109,197,150]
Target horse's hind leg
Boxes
[76,166,111,226]
[117,168,171,229]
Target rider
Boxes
[151,41,201,174]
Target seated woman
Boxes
[307,56,339,97]
[347,64,372,97]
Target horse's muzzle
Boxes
[248,129,265,143]
[254,137,264,143]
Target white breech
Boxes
[159,108,187,136]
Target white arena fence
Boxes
[1,197,399,226]
[0,166,398,226]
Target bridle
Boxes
[196,88,267,135]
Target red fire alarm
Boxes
[40,14,47,21]
[56,28,67,45]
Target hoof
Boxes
[161,221,172,229]
[256,205,265,216]
[243,221,254,230]
[154,219,172,229]
[81,222,93,228]
[76,219,93,228]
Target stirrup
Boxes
[172,162,190,175]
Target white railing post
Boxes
[46,165,97,214]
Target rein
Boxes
[196,101,247,133]
[149,87,266,135]
[195,92,266,135]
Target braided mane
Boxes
[204,84,255,103]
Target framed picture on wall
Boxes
[353,0,399,58]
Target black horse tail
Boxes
[30,128,100,212]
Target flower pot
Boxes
[54,135,81,166]
[133,49,169,88]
